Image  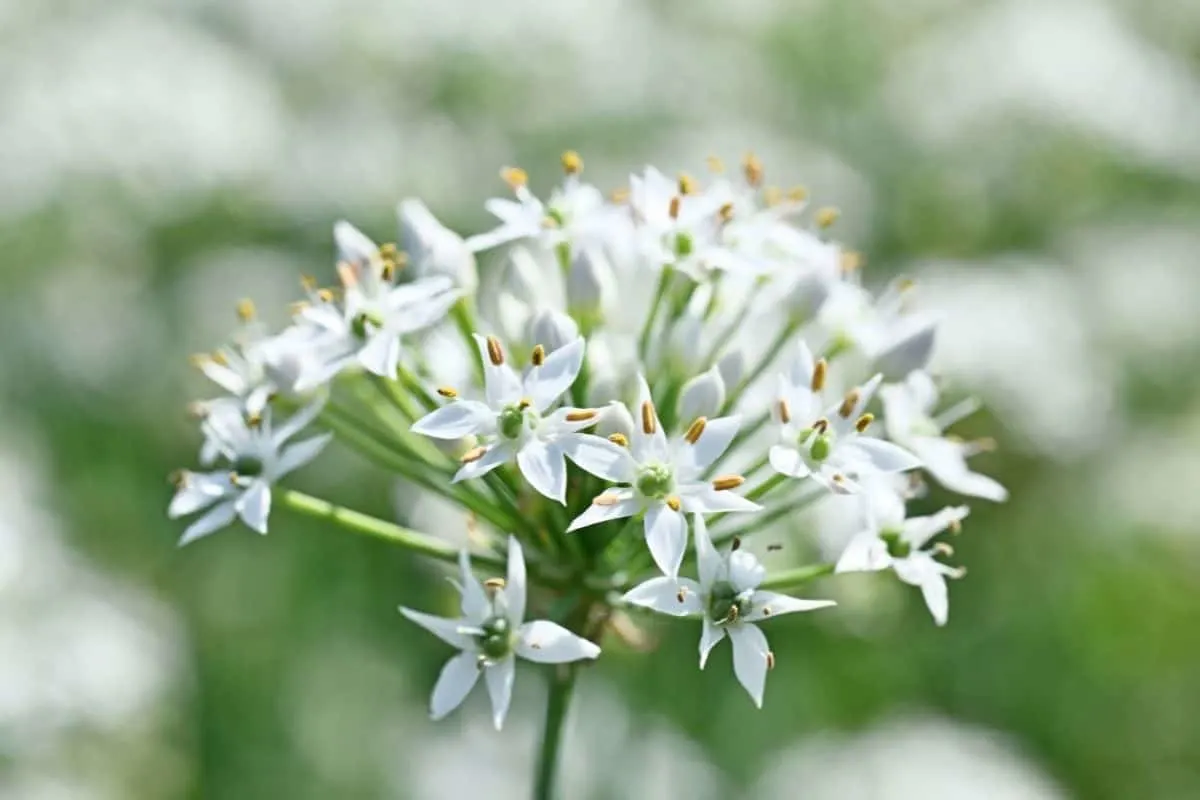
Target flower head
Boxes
[400,537,600,729]
[622,515,835,707]
[565,375,760,576]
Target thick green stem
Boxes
[759,562,834,589]
[533,664,578,800]
[636,268,672,361]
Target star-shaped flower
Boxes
[768,342,922,493]
[835,484,969,626]
[411,334,596,503]
[880,371,1008,502]
[168,401,331,545]
[564,375,760,577]
[400,537,600,730]
[622,515,835,707]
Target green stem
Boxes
[451,298,485,386]
[719,317,802,416]
[699,278,765,369]
[709,485,825,547]
[533,664,578,800]
[759,562,834,590]
[745,471,787,503]
[636,268,672,362]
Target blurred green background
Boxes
[2,0,1199,797]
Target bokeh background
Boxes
[3,0,1200,797]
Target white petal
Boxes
[473,334,523,407]
[334,219,378,264]
[168,472,232,518]
[631,373,669,462]
[271,396,327,445]
[744,591,836,622]
[506,537,527,626]
[453,442,515,482]
[484,655,516,730]
[621,577,704,616]
[698,618,726,668]
[515,620,601,663]
[892,554,950,626]
[728,623,770,708]
[387,286,461,334]
[235,481,272,534]
[693,514,722,592]
[644,503,688,577]
[384,275,454,312]
[910,437,1008,502]
[727,550,766,593]
[566,492,638,532]
[400,607,475,649]
[526,336,585,412]
[842,436,923,473]
[458,550,489,621]
[516,439,568,504]
[835,531,893,573]
[561,435,638,483]
[901,505,970,549]
[430,651,482,720]
[198,358,247,396]
[274,433,332,478]
[681,414,740,473]
[787,340,816,390]
[357,331,402,377]
[178,499,238,545]
[769,445,810,479]
[412,401,496,440]
[679,485,761,514]
[541,409,602,436]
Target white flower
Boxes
[835,485,969,626]
[818,276,940,366]
[397,198,478,293]
[564,375,760,577]
[400,537,600,729]
[768,342,922,493]
[296,221,461,380]
[465,166,613,255]
[411,334,595,504]
[880,371,1008,502]
[168,401,331,545]
[677,365,726,422]
[622,515,835,707]
[194,320,336,413]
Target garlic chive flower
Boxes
[622,515,835,707]
[168,401,331,545]
[400,538,600,729]
[881,371,1008,502]
[768,342,921,493]
[565,375,760,577]
[411,334,595,503]
[835,486,969,626]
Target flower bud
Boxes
[717,347,745,388]
[397,199,478,293]
[567,248,615,318]
[596,401,635,440]
[872,313,939,381]
[677,366,726,421]
[526,308,579,353]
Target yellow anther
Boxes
[593,493,621,506]
[815,206,840,228]
[899,278,916,292]
[840,250,864,273]
[838,389,860,419]
[766,650,776,670]
[379,242,399,261]
[705,155,725,174]
[484,577,506,592]
[316,288,335,303]
[640,400,657,435]
[666,495,681,512]
[811,358,828,392]
[668,195,681,220]
[949,518,963,534]
[565,409,597,422]
[934,542,955,557]
[608,433,629,447]
[485,335,505,366]
[501,166,528,190]
[531,344,546,367]
[777,399,791,424]
[561,150,583,175]
[678,172,698,196]
[211,349,229,365]
[855,413,874,433]
[718,202,735,223]
[168,470,187,488]
[300,274,318,291]
[763,186,783,207]
[436,386,459,399]
[236,298,256,321]
[460,446,488,464]
[712,475,745,491]
[787,185,809,203]
[610,187,630,203]
[684,417,707,444]
[742,152,763,186]
[761,606,773,617]
[812,417,829,434]
[518,397,533,410]
[336,261,358,288]
[676,586,688,603]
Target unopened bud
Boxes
[567,248,615,318]
[717,348,746,388]
[677,366,726,422]
[526,308,579,354]
[397,198,478,293]
[872,314,939,381]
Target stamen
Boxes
[500,166,527,190]
[668,196,681,220]
[767,543,783,552]
[742,152,763,186]
[530,344,546,367]
[787,186,808,203]
[684,417,707,444]
[705,155,725,173]
[840,250,863,273]
[336,261,358,288]
[676,586,688,603]
[666,496,681,512]
[611,187,630,203]
[593,493,621,506]
[777,399,791,424]
[763,186,782,207]
[565,409,597,422]
[236,298,255,322]
[949,518,963,534]
[300,274,317,291]
[168,470,187,488]
[831,473,846,485]
[436,387,458,399]
[815,206,840,228]
[855,413,874,433]
[838,389,860,419]
[766,650,776,670]
[484,577,506,592]
[485,336,505,366]
[718,202,735,223]
[811,358,828,392]
[460,446,488,464]
[724,605,740,623]
[608,433,629,447]
[561,150,583,175]
[731,536,742,551]
[811,418,829,435]
[712,475,745,491]
[228,471,240,484]
[186,402,208,420]
[678,172,698,195]
[761,606,773,617]
[188,353,210,368]
[518,397,533,410]
[640,400,657,435]
[245,413,263,429]
[317,288,336,303]
[934,542,955,557]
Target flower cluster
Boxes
[169,152,1007,733]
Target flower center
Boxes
[798,426,835,462]
[880,529,911,559]
[478,615,513,660]
[351,310,385,339]
[498,405,532,440]
[707,581,750,625]
[910,416,941,437]
[635,463,674,498]
[674,231,694,257]
[232,456,265,477]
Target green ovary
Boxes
[707,581,747,624]
[498,405,527,440]
[635,463,674,498]
[479,615,513,660]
